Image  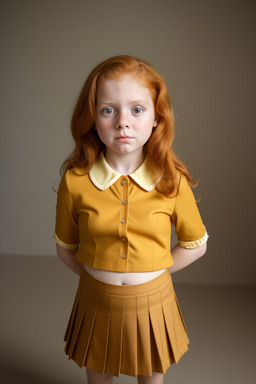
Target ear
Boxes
[153,120,158,128]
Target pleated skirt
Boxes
[64,268,189,377]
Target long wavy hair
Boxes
[61,55,193,196]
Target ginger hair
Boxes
[61,55,193,196]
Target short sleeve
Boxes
[53,171,80,249]
[171,175,208,249]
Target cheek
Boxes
[146,127,154,140]
[139,116,155,133]
[95,118,110,133]
[138,124,153,141]
[95,121,113,145]
[145,119,155,139]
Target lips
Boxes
[115,136,133,140]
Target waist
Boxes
[83,265,167,285]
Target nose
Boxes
[116,111,130,129]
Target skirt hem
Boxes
[64,268,189,378]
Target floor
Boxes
[0,255,255,384]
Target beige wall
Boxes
[1,0,255,285]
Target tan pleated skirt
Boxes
[64,268,189,377]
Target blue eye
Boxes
[133,106,143,114]
[104,107,114,114]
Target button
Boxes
[122,200,127,205]
[121,237,127,243]
[121,180,127,186]
[121,254,126,259]
[121,219,126,224]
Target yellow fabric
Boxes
[64,268,189,376]
[53,232,79,250]
[54,153,208,272]
[89,152,156,191]
[178,228,208,249]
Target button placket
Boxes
[120,177,129,266]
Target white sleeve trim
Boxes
[178,229,209,249]
[53,232,80,250]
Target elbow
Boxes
[198,241,207,258]
[56,242,61,258]
[55,243,66,262]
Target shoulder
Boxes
[167,173,188,198]
[172,173,195,201]
[65,167,88,177]
[178,173,190,192]
[60,168,90,193]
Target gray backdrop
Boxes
[1,0,255,285]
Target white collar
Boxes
[89,152,156,191]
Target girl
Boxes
[54,55,208,384]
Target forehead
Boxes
[96,74,152,101]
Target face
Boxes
[95,74,157,163]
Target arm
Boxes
[168,242,207,274]
[56,243,84,276]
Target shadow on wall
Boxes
[0,255,84,384]
[0,363,64,384]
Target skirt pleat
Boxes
[65,293,87,357]
[76,304,97,367]
[121,295,137,376]
[148,289,165,373]
[104,295,124,376]
[84,292,111,373]
[162,295,189,364]
[136,294,152,376]
[64,290,79,345]
[63,268,189,377]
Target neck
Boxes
[104,150,145,175]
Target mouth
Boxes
[115,136,134,141]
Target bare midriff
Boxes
[83,265,167,285]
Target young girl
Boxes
[54,55,208,384]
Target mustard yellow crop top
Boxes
[54,152,208,272]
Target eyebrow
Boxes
[97,100,151,106]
